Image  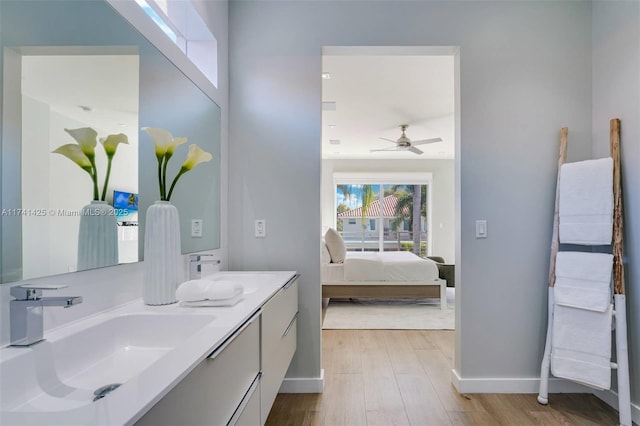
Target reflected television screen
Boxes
[113,190,139,224]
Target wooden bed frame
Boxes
[322,278,447,310]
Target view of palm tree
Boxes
[336,183,428,255]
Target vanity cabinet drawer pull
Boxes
[227,373,261,426]
[283,274,299,289]
[208,310,260,359]
[283,312,298,337]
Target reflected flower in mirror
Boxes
[142,127,213,201]
[52,127,129,201]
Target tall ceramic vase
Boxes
[143,201,181,305]
[77,200,119,271]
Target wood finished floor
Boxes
[266,329,625,426]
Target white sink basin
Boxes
[0,313,215,413]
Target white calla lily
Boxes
[165,144,213,201]
[64,127,98,157]
[181,144,213,171]
[53,127,130,201]
[52,144,93,172]
[143,126,215,201]
[100,133,129,157]
[142,127,187,157]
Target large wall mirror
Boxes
[0,0,221,284]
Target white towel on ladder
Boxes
[554,252,612,312]
[551,252,614,390]
[551,304,612,390]
[559,157,613,245]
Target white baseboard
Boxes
[279,369,325,393]
[451,369,592,394]
[593,388,640,425]
[452,369,640,424]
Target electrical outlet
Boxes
[255,219,266,238]
[191,219,203,237]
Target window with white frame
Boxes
[135,0,218,87]
[334,173,432,257]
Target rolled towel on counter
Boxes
[559,157,613,245]
[176,279,242,302]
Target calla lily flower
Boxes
[64,127,98,158]
[54,127,130,201]
[52,144,93,173]
[143,125,215,201]
[142,127,187,157]
[165,144,213,201]
[100,133,129,157]
[181,144,213,171]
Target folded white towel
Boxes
[559,157,613,245]
[176,280,242,302]
[551,348,611,391]
[554,252,612,312]
[551,304,612,390]
[180,293,243,307]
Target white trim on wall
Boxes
[279,369,325,393]
[451,369,593,394]
[452,369,640,424]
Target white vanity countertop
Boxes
[0,271,297,426]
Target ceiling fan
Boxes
[371,124,442,155]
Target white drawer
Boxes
[261,277,298,359]
[232,375,261,426]
[261,314,297,424]
[137,316,260,426]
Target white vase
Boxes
[143,201,181,305]
[77,200,119,271]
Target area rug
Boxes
[322,288,455,330]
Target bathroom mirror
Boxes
[0,0,221,284]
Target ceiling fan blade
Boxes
[410,137,443,146]
[379,137,398,144]
[408,146,423,155]
[371,146,402,152]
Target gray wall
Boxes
[592,0,640,407]
[228,1,592,381]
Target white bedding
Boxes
[322,251,439,283]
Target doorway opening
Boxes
[319,46,458,333]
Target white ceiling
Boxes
[21,55,139,141]
[322,54,455,160]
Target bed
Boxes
[321,240,447,309]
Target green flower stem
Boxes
[88,156,99,201]
[157,155,165,200]
[162,153,173,201]
[101,155,113,201]
[166,168,187,202]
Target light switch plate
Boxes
[475,220,488,238]
[191,219,203,237]
[255,219,266,238]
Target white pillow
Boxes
[324,228,346,263]
[321,239,331,264]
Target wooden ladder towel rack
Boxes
[537,120,632,426]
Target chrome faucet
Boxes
[10,284,83,346]
[189,254,220,280]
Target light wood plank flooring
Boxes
[266,329,625,426]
